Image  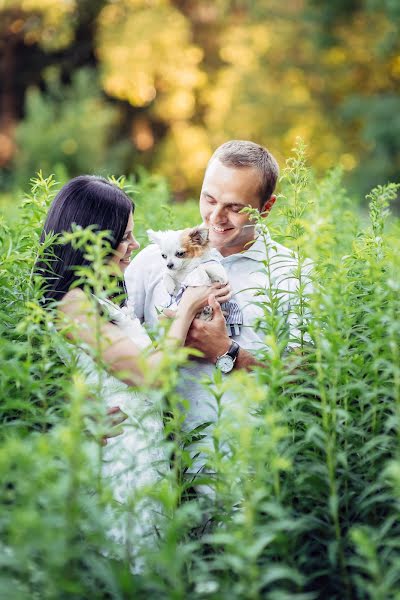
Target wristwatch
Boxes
[215,341,240,374]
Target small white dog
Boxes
[147,226,228,320]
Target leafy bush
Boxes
[13,68,130,189]
[1,149,400,599]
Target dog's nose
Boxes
[167,262,174,269]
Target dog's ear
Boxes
[147,229,161,245]
[188,226,209,247]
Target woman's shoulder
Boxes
[58,289,118,328]
[61,289,123,323]
[58,287,89,315]
[58,289,148,341]
[62,287,86,301]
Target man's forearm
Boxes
[235,346,263,371]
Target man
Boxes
[125,140,308,467]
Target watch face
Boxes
[216,355,234,373]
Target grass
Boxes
[0,146,399,599]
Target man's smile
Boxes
[211,225,234,233]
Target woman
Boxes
[36,175,230,560]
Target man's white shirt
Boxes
[125,228,312,464]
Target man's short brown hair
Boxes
[208,140,279,208]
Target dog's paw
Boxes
[163,274,176,295]
[212,276,228,284]
[204,264,228,285]
[198,305,213,321]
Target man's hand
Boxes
[185,294,231,362]
[186,294,262,371]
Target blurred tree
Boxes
[96,0,398,195]
[0,0,77,166]
[96,0,210,193]
[1,0,399,199]
[305,0,400,194]
[14,68,129,187]
[202,6,342,174]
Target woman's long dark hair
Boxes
[36,175,134,303]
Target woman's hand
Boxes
[178,282,231,316]
[101,406,128,445]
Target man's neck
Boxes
[217,236,258,258]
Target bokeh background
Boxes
[0,0,399,201]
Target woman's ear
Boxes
[260,195,276,217]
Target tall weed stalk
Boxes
[1,164,399,599]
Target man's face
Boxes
[200,159,274,257]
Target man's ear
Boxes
[260,195,276,218]
[147,229,161,244]
[188,226,209,247]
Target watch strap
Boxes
[225,340,240,362]
[216,341,240,364]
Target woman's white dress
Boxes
[66,297,168,560]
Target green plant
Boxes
[13,68,129,189]
[1,155,400,598]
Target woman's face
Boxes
[109,212,140,273]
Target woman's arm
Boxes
[58,284,230,387]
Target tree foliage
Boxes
[0,0,399,198]
[14,68,129,187]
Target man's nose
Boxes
[211,204,226,221]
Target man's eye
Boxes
[161,253,167,259]
[175,251,186,258]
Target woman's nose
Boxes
[130,235,140,250]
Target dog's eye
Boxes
[161,253,167,259]
[175,251,186,258]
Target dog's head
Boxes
[147,226,209,272]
